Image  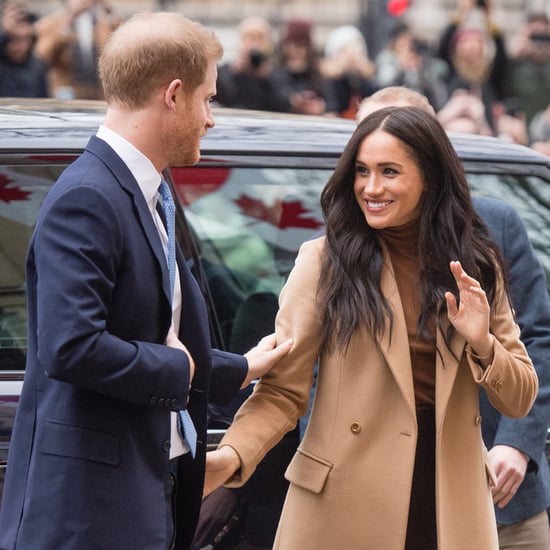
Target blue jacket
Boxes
[475,196,550,525]
[0,137,247,550]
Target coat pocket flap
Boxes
[284,448,333,494]
[40,419,120,466]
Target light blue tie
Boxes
[158,180,197,458]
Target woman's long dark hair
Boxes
[318,106,505,354]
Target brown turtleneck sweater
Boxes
[380,218,436,409]
[380,219,438,549]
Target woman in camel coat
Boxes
[205,107,538,549]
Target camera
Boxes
[249,49,266,68]
[502,98,523,118]
[529,33,550,43]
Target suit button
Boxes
[162,440,171,452]
[171,399,178,408]
[158,398,165,407]
[350,422,361,434]
[474,415,482,426]
[150,396,157,405]
[165,400,172,408]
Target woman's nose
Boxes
[363,174,383,195]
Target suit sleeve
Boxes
[484,204,550,469]
[209,349,247,405]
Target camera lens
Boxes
[530,33,550,42]
[249,50,264,68]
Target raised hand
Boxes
[445,260,494,362]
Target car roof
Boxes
[0,98,549,168]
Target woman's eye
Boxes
[356,165,368,174]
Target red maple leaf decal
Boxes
[0,173,31,203]
[279,199,323,229]
[234,194,323,230]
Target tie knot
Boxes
[158,179,171,202]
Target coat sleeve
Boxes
[221,238,324,485]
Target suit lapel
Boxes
[85,136,172,303]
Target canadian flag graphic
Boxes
[171,164,326,257]
[0,167,54,288]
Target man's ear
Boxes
[164,79,183,111]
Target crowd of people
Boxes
[214,0,550,157]
[2,0,550,155]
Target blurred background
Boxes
[16,0,550,62]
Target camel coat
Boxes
[222,236,537,550]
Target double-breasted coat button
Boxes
[490,377,503,391]
[350,422,361,434]
[162,440,171,452]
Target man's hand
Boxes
[241,333,292,388]
[204,445,241,497]
[165,328,195,382]
[489,444,529,509]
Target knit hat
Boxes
[281,19,312,46]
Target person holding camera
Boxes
[215,15,292,112]
[505,12,550,125]
[437,0,508,103]
[0,0,48,97]
[34,0,121,99]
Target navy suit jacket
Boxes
[0,136,247,550]
[474,196,550,524]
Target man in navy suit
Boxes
[0,12,291,550]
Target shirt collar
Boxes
[96,125,162,206]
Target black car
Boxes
[0,99,549,547]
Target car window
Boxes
[468,173,550,284]
[173,166,550,353]
[1,162,549,371]
[0,164,64,371]
[171,165,329,352]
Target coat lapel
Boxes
[378,252,417,420]
[435,320,465,427]
[377,241,466,426]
